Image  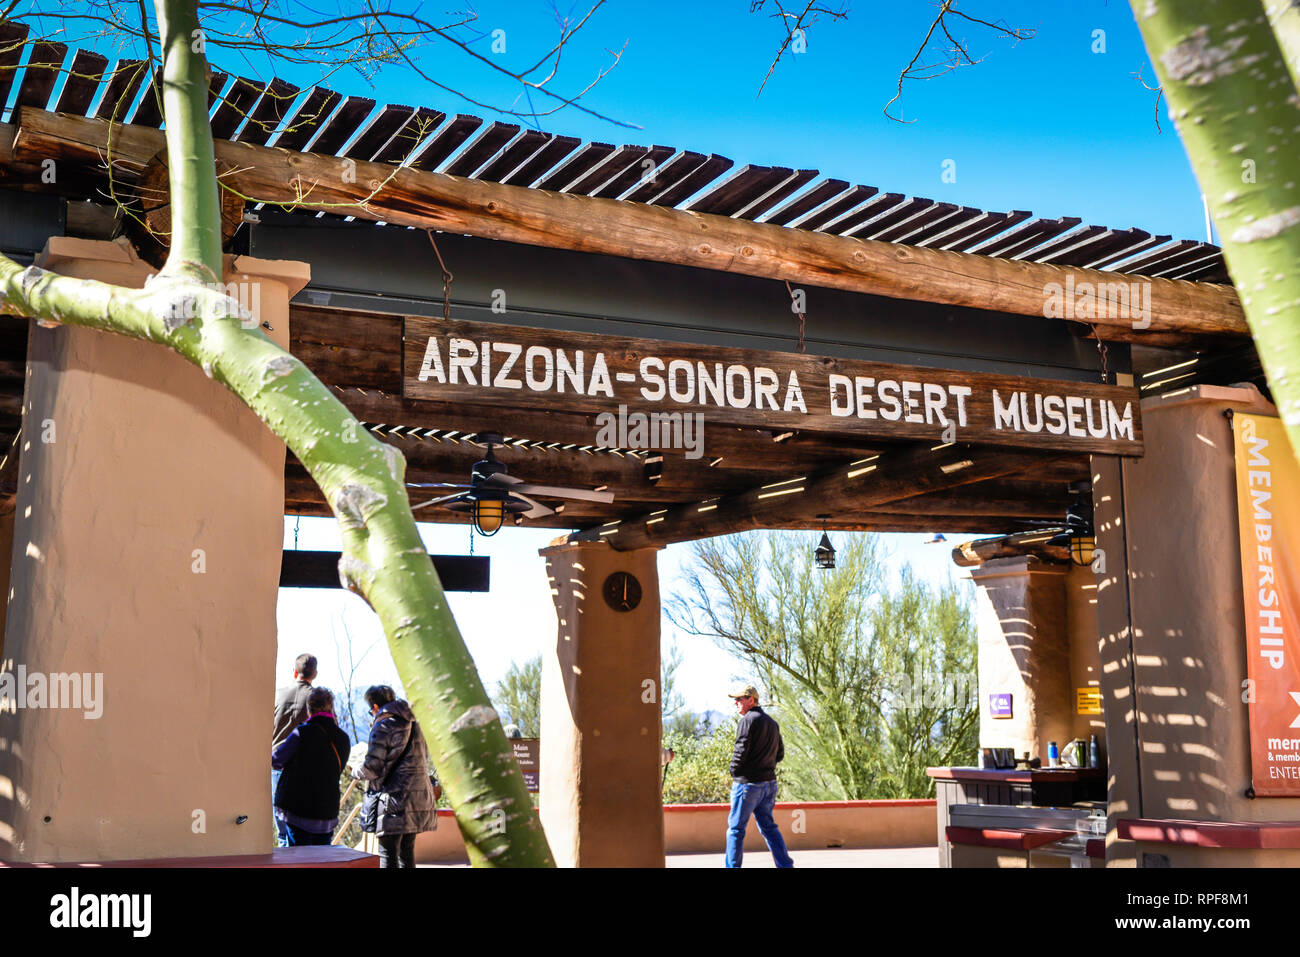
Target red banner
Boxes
[1234,413,1300,796]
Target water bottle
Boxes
[1089,734,1100,769]
[1048,740,1060,767]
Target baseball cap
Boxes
[728,683,759,700]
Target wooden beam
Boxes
[11,109,1247,338]
[568,442,1045,549]
[950,529,1071,566]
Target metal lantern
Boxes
[1049,490,1095,567]
[815,531,836,569]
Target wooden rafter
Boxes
[8,109,1248,339]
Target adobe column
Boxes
[537,540,663,867]
[970,556,1073,760]
[0,238,307,862]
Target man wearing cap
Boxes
[725,683,794,868]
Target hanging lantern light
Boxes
[815,525,836,570]
[1048,483,1095,567]
[445,485,527,537]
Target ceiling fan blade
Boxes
[512,490,555,520]
[509,483,615,504]
[410,492,466,510]
[406,482,472,490]
[481,472,523,485]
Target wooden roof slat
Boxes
[1003,220,1091,260]
[341,103,414,161]
[0,21,31,118]
[849,197,938,240]
[14,41,68,118]
[734,169,818,221]
[406,114,483,172]
[371,107,445,165]
[592,144,676,199]
[867,201,959,243]
[1037,228,1149,267]
[686,164,785,215]
[1174,258,1231,283]
[53,49,110,116]
[236,77,301,147]
[92,59,147,122]
[469,128,550,182]
[272,87,341,152]
[499,133,581,186]
[534,141,617,191]
[820,191,904,236]
[977,217,1082,258]
[927,211,1006,249]
[939,211,1032,251]
[896,205,980,245]
[129,64,165,127]
[309,95,376,156]
[648,153,734,207]
[1104,238,1198,274]
[207,72,229,108]
[442,121,522,176]
[1145,246,1225,278]
[1087,233,1172,269]
[565,143,652,195]
[705,166,796,216]
[759,178,849,226]
[209,77,266,140]
[619,150,706,202]
[1015,224,1108,262]
[795,184,879,231]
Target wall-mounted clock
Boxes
[602,572,642,612]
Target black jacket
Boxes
[730,706,784,783]
[356,700,439,836]
[273,714,352,820]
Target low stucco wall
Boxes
[410,799,937,864]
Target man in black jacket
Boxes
[271,686,352,847]
[725,683,794,868]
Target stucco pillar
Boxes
[0,237,307,862]
[538,541,663,867]
[1113,384,1294,866]
[971,556,1073,760]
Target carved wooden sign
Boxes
[403,316,1143,455]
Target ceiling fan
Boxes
[405,432,615,534]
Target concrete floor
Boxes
[665,846,938,868]
[421,845,939,868]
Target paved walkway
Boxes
[666,846,937,868]
[421,846,938,867]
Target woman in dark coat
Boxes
[354,685,439,868]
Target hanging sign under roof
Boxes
[402,316,1143,456]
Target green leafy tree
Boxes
[494,656,542,738]
[662,720,741,804]
[668,530,977,800]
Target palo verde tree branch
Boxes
[1130,1,1300,456]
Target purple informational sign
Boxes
[988,693,1013,719]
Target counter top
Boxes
[927,766,1105,784]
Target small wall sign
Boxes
[988,693,1013,719]
[1076,687,1103,715]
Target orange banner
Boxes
[1234,413,1300,796]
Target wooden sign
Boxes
[403,316,1143,455]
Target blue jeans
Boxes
[272,770,291,847]
[725,780,794,868]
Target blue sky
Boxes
[40,2,1206,711]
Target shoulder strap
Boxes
[306,719,343,772]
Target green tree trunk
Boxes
[1130,1,1300,453]
[0,0,553,866]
